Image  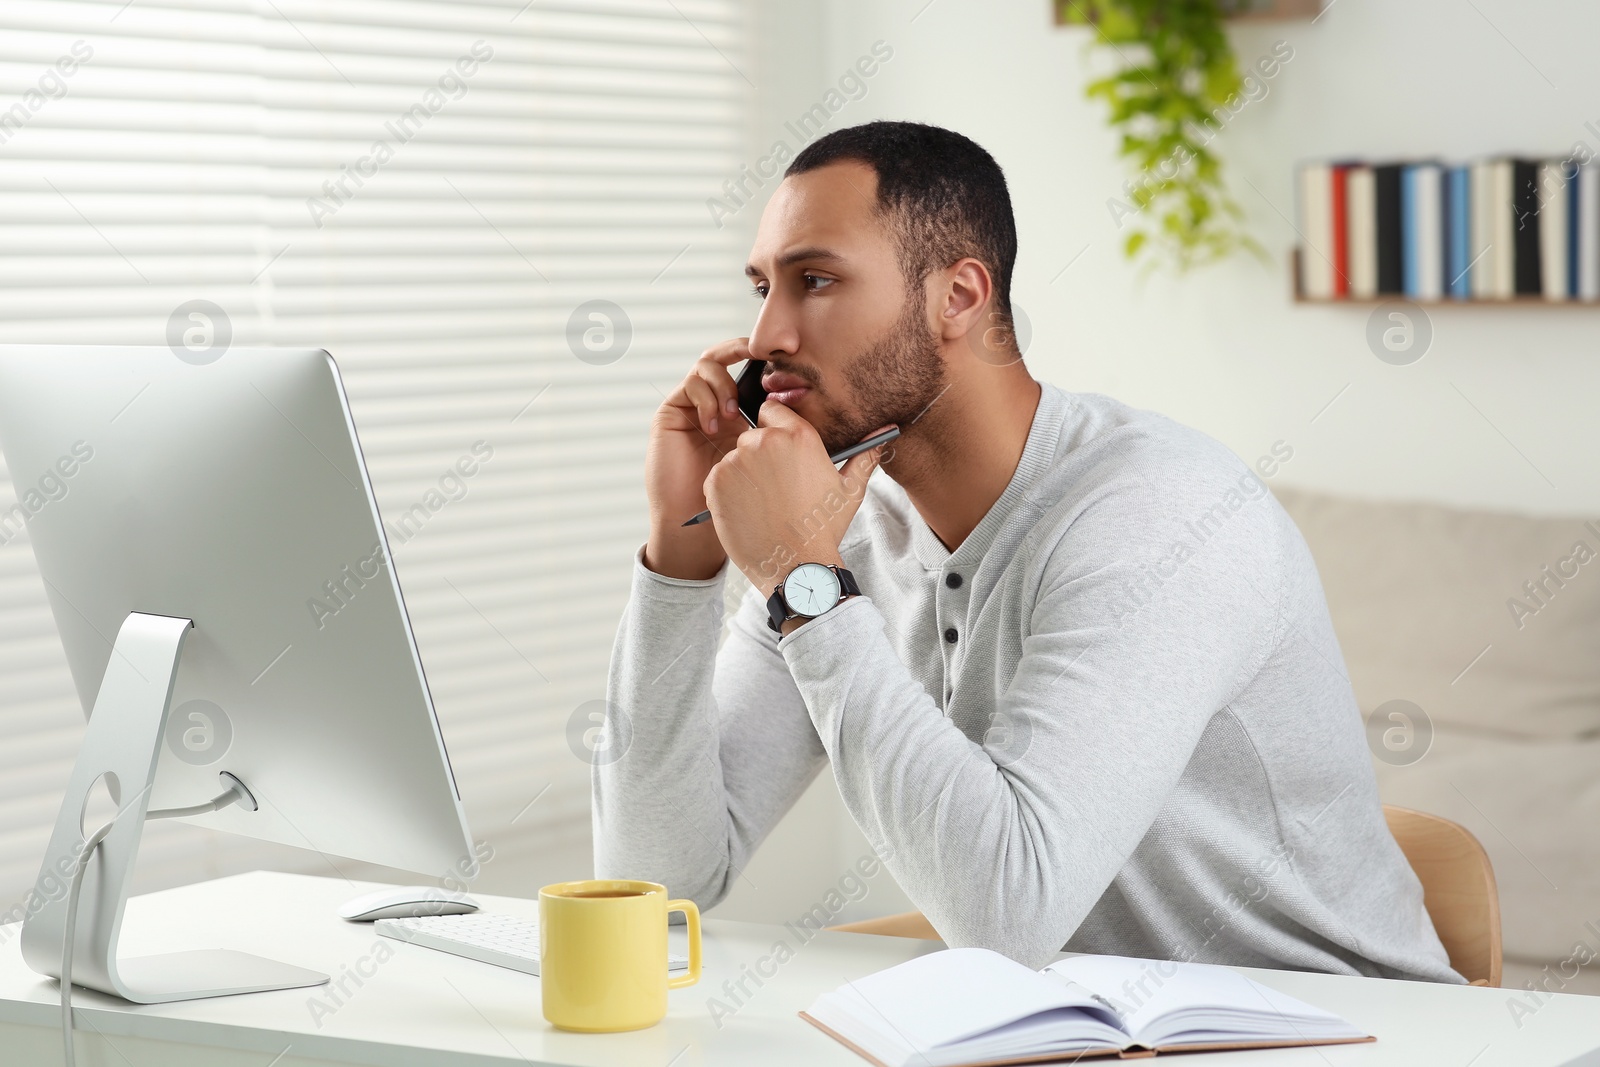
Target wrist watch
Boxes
[766,562,861,633]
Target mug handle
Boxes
[666,899,701,990]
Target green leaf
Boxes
[1066,0,1255,274]
[1097,9,1142,41]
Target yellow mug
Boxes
[538,879,702,1032]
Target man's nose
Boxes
[748,288,800,359]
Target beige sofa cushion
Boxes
[1271,484,1600,739]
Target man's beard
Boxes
[820,288,947,455]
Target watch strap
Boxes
[765,588,787,633]
[837,567,861,598]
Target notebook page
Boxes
[825,947,1129,1050]
[1042,955,1359,1046]
[822,987,1128,1067]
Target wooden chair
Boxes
[1381,804,1501,986]
[827,804,1502,987]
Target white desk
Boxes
[0,872,1596,1066]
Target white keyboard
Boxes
[375,913,689,976]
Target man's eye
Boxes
[749,284,767,299]
[803,274,834,291]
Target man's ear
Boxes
[934,256,995,346]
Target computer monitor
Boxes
[0,345,473,1003]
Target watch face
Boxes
[783,563,841,617]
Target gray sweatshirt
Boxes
[594,379,1464,982]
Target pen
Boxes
[680,426,901,526]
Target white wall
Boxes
[712,0,1600,929]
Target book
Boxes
[1297,163,1334,298]
[1401,163,1443,300]
[1374,163,1404,294]
[1540,160,1570,301]
[800,948,1373,1067]
[1567,160,1580,298]
[1580,164,1600,301]
[1346,165,1377,298]
[1445,165,1471,299]
[1469,159,1497,299]
[1330,164,1350,296]
[1490,159,1516,298]
[1513,158,1542,295]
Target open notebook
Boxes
[800,948,1373,1066]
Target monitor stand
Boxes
[20,612,329,1003]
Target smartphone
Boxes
[734,358,767,428]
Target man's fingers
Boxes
[756,396,805,429]
[661,338,752,429]
[692,361,739,422]
[681,376,724,435]
[699,338,752,366]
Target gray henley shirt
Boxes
[593,378,1463,982]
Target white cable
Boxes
[60,819,113,1067]
[59,776,254,1067]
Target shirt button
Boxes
[944,627,958,644]
[945,573,962,589]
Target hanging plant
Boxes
[1055,0,1269,272]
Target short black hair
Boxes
[786,120,1017,323]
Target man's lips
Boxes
[762,370,811,405]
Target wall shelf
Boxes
[1294,295,1599,307]
[1289,251,1600,307]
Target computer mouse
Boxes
[337,886,481,922]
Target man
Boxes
[593,120,1462,981]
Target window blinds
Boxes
[0,0,750,901]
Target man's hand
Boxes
[643,339,754,580]
[704,397,893,596]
